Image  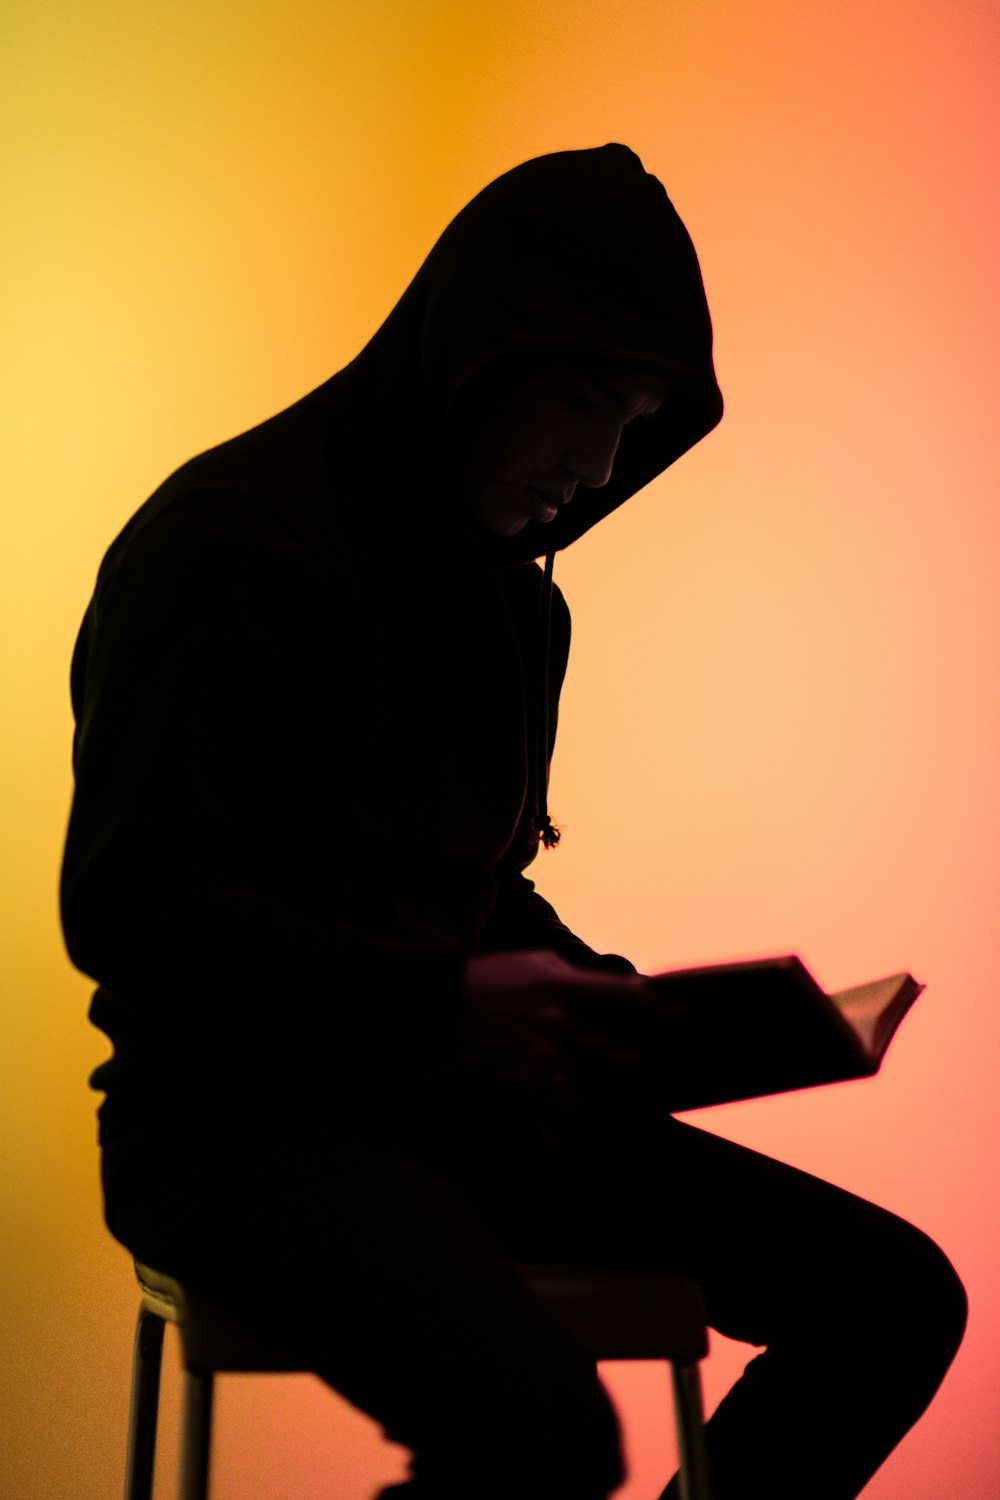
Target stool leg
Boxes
[125,1307,165,1500]
[178,1369,214,1500]
[671,1361,712,1500]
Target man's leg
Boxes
[476,1110,966,1500]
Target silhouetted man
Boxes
[62,144,965,1498]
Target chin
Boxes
[499,515,532,538]
[477,505,533,539]
[469,481,535,538]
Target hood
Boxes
[335,142,723,563]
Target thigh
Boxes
[464,1107,953,1351]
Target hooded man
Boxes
[61,145,965,1499]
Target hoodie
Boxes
[60,144,722,1143]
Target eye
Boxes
[566,384,604,414]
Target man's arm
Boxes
[61,492,467,1103]
[482,865,638,976]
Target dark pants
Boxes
[103,1083,967,1499]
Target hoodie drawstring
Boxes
[533,551,561,849]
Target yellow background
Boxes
[3,1,998,1495]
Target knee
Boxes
[897,1229,968,1373]
[814,1212,966,1395]
[847,1218,968,1406]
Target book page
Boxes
[831,974,923,1060]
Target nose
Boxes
[569,421,625,489]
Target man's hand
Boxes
[459,949,653,1090]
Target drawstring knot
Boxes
[535,551,561,850]
[534,811,562,849]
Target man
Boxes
[62,144,965,1498]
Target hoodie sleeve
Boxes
[486,865,638,976]
[60,493,468,1107]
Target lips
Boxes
[531,487,573,522]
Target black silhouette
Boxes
[61,145,965,1499]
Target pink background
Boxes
[3,1,997,1494]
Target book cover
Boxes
[578,955,923,1112]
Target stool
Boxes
[125,1257,712,1500]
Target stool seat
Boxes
[126,1257,712,1500]
[134,1261,296,1373]
[518,1262,709,1364]
[135,1258,709,1370]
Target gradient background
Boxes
[3,1,998,1495]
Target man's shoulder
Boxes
[99,385,348,583]
[97,451,358,624]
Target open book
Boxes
[579,955,923,1112]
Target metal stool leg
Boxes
[671,1360,712,1500]
[125,1306,166,1500]
[178,1369,214,1500]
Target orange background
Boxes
[3,1,998,1495]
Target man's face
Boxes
[452,358,669,539]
